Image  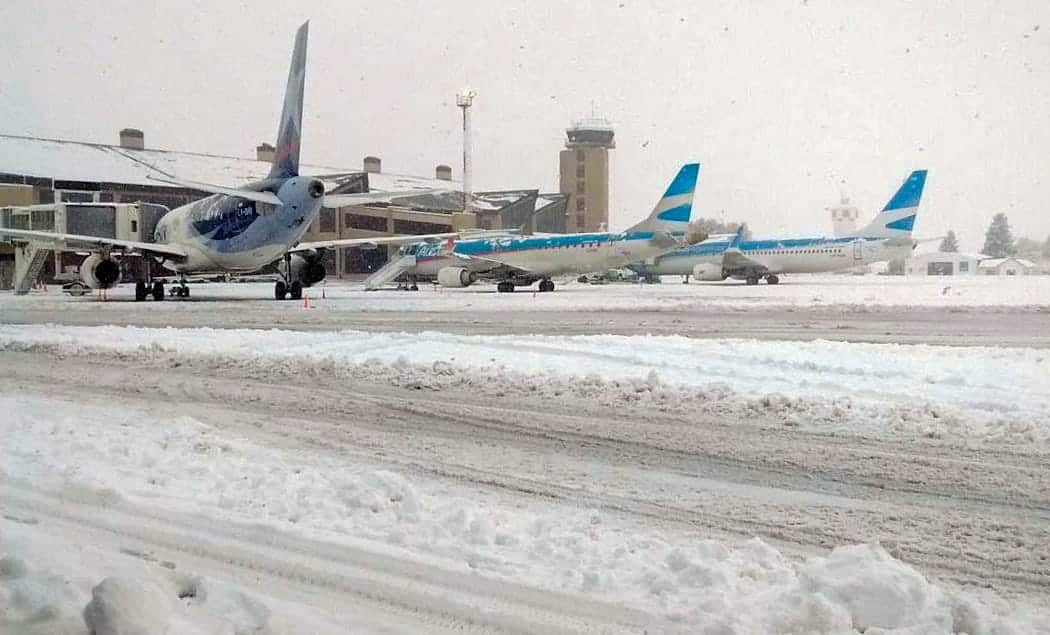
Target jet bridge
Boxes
[1,201,168,292]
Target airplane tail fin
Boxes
[268,21,309,179]
[846,170,927,239]
[627,163,700,234]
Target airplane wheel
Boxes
[135,281,147,302]
[180,286,190,298]
[275,280,288,300]
[746,276,759,286]
[289,280,303,300]
[409,284,419,291]
[152,281,165,301]
[766,275,780,285]
[497,281,515,293]
[539,280,555,292]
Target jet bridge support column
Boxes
[14,242,52,295]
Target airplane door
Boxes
[853,240,863,261]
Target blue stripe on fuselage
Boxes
[667,235,879,258]
[417,231,661,259]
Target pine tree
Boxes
[939,230,959,253]
[981,213,1016,258]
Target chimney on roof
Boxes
[435,164,452,181]
[363,156,381,174]
[119,128,144,150]
[256,142,275,163]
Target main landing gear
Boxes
[538,279,555,292]
[133,279,177,301]
[169,278,190,298]
[496,281,515,293]
[745,274,780,286]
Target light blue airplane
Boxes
[630,170,929,285]
[0,21,461,301]
[366,163,702,292]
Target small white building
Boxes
[906,251,982,276]
[978,257,1035,276]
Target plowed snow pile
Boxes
[2,324,1047,445]
[2,393,1045,634]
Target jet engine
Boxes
[288,250,327,287]
[80,254,121,289]
[692,263,727,281]
[436,266,476,288]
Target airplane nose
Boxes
[308,179,324,198]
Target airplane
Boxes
[366,163,704,292]
[0,21,470,302]
[629,170,929,285]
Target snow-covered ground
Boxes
[3,273,1050,313]
[3,385,1047,634]
[3,317,1049,632]
[2,324,1047,445]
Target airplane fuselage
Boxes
[634,235,910,278]
[153,177,323,274]
[407,231,679,280]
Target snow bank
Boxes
[0,523,273,635]
[2,323,1048,445]
[3,393,1046,633]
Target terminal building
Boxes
[0,130,571,286]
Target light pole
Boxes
[456,88,477,213]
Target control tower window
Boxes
[576,164,585,178]
[576,198,585,211]
[576,181,585,194]
[576,150,584,162]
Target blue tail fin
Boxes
[848,170,927,238]
[728,224,745,248]
[627,163,700,234]
[268,21,309,179]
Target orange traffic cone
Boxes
[303,293,310,309]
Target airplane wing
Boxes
[147,175,283,206]
[0,227,188,259]
[721,248,772,275]
[321,189,449,208]
[291,228,520,252]
[291,232,466,252]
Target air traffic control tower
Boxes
[559,118,615,233]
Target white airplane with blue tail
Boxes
[630,170,929,285]
[369,163,704,292]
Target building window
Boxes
[31,209,55,230]
[576,164,585,178]
[130,219,138,233]
[394,219,449,235]
[345,213,388,232]
[576,150,584,162]
[576,198,585,211]
[576,214,585,227]
[576,180,585,194]
[959,261,969,272]
[319,208,336,233]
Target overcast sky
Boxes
[2,0,1047,250]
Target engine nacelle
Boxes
[288,251,327,287]
[436,266,476,288]
[80,254,121,289]
[692,263,727,281]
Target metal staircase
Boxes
[363,254,416,290]
[14,243,52,295]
